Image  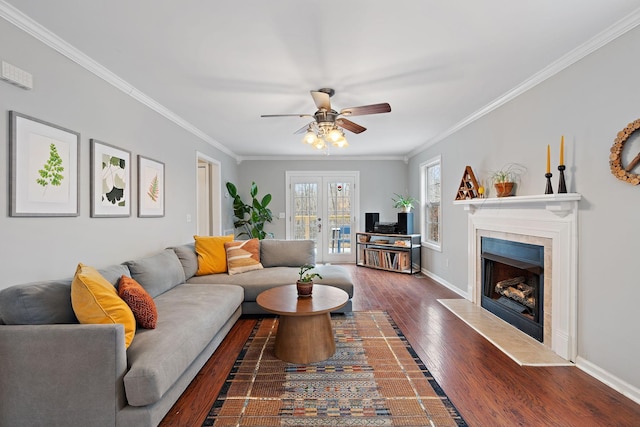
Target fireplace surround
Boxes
[454,194,580,361]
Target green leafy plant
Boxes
[392,193,418,209]
[36,143,64,194]
[147,175,159,202]
[226,181,273,239]
[490,163,527,184]
[298,264,322,282]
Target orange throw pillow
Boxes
[118,275,158,329]
[224,238,263,275]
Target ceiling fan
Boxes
[261,88,391,149]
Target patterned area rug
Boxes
[203,311,467,426]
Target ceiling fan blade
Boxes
[336,118,366,134]
[340,103,391,116]
[310,91,331,110]
[261,114,313,118]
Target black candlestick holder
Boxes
[557,165,567,193]
[545,173,553,194]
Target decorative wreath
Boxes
[609,118,640,185]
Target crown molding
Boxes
[408,7,640,159]
[0,1,238,161]
[237,154,407,164]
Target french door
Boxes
[286,171,359,263]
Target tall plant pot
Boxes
[296,280,313,297]
[494,182,514,197]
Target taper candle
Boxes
[560,135,564,165]
[547,144,551,173]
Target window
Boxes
[421,156,441,251]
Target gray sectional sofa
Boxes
[0,239,354,427]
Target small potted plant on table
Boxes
[297,264,322,297]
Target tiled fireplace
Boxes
[455,194,581,361]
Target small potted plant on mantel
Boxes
[490,164,526,197]
[392,193,418,213]
[297,264,322,297]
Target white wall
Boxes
[410,26,640,393]
[236,159,409,239]
[0,19,238,288]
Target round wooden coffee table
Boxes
[256,284,349,364]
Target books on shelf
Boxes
[356,232,420,274]
[363,248,410,271]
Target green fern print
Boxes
[36,143,64,194]
[147,174,159,202]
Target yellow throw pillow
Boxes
[71,263,136,348]
[194,234,234,275]
[225,238,264,275]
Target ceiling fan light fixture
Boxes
[328,127,343,142]
[302,129,317,145]
[332,136,349,148]
[313,139,326,150]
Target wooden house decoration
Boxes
[455,166,480,200]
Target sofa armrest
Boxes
[0,324,128,426]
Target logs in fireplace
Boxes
[481,238,544,342]
[495,277,535,309]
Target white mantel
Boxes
[455,193,581,361]
[454,193,581,216]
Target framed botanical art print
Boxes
[9,111,80,217]
[138,155,165,217]
[90,139,131,217]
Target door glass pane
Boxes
[293,183,318,240]
[328,181,351,254]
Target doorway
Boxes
[196,153,221,236]
[285,171,359,263]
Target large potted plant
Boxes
[297,264,322,297]
[226,181,273,239]
[392,193,418,212]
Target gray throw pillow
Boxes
[123,249,185,298]
[0,279,78,324]
[170,243,198,279]
[260,239,315,267]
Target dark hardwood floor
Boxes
[160,265,640,426]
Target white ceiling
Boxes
[4,1,640,160]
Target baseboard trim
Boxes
[422,268,467,298]
[575,356,640,405]
[425,268,640,404]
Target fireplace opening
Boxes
[481,237,544,342]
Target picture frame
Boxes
[90,139,131,217]
[9,111,80,217]
[137,155,165,217]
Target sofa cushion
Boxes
[0,279,77,324]
[118,276,157,329]
[0,263,131,326]
[170,243,198,279]
[225,238,263,275]
[260,239,315,267]
[123,283,243,406]
[187,264,353,302]
[71,263,136,348]
[194,235,233,275]
[124,249,186,298]
[98,264,132,286]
